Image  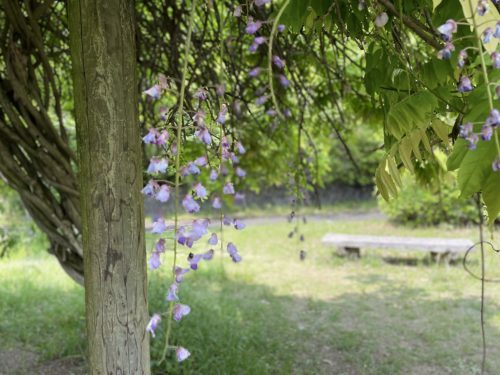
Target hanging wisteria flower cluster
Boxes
[141,69,247,361]
[435,1,500,170]
[234,0,292,121]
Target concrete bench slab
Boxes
[322,233,474,262]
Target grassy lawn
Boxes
[1,215,500,374]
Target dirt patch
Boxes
[0,348,86,375]
[0,349,38,374]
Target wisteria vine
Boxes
[435,0,500,170]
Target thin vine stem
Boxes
[268,0,290,120]
[476,194,487,375]
[159,0,197,364]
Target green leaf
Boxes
[447,139,469,171]
[399,137,415,173]
[431,119,450,144]
[483,171,500,224]
[457,140,497,198]
[387,157,402,188]
[432,0,443,10]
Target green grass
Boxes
[1,216,500,374]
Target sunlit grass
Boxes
[1,215,500,374]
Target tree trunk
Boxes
[68,0,150,373]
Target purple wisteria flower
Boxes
[492,52,500,68]
[458,50,468,68]
[266,109,277,117]
[216,84,225,97]
[256,95,269,105]
[182,195,200,213]
[477,0,489,16]
[195,126,212,145]
[234,219,246,230]
[151,218,167,234]
[208,233,218,245]
[254,0,270,6]
[230,153,240,164]
[223,182,235,195]
[174,266,190,283]
[233,5,242,17]
[249,43,259,53]
[437,19,457,42]
[249,67,262,77]
[278,24,285,32]
[193,110,205,126]
[493,156,500,172]
[212,196,222,209]
[156,130,169,146]
[143,128,159,144]
[155,185,170,202]
[187,249,214,270]
[458,76,473,93]
[173,304,191,322]
[210,169,218,181]
[279,74,290,88]
[149,251,161,270]
[166,282,179,301]
[143,85,162,99]
[187,162,201,175]
[483,27,494,43]
[235,167,246,178]
[142,179,159,197]
[459,123,473,138]
[176,347,191,362]
[481,124,493,140]
[223,215,232,226]
[146,314,161,337]
[193,183,208,199]
[495,22,500,38]
[236,142,246,154]
[227,242,242,263]
[375,12,388,28]
[486,109,500,126]
[272,55,285,69]
[246,19,262,34]
[147,157,168,174]
[159,106,168,121]
[437,42,455,60]
[194,155,208,167]
[217,104,228,124]
[193,87,208,100]
[155,238,166,252]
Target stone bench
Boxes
[322,233,474,263]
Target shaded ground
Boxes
[0,349,85,375]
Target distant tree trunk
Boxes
[68,0,150,373]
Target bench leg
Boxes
[429,251,455,265]
[337,246,360,258]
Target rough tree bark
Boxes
[68,0,150,373]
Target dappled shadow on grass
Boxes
[148,266,500,375]
[1,260,499,375]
